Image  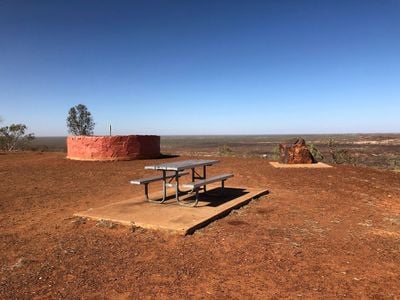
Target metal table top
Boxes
[145,159,219,171]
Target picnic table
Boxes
[130,159,233,206]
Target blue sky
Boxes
[0,0,399,136]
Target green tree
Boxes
[66,104,95,135]
[0,124,35,151]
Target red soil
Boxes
[0,152,399,298]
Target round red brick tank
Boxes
[66,135,160,161]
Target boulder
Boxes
[279,138,315,164]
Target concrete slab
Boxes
[269,162,332,168]
[75,185,268,235]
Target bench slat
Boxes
[182,173,233,189]
[130,171,189,185]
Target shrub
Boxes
[0,123,35,151]
[388,158,400,172]
[271,145,281,161]
[328,138,353,164]
[218,144,233,156]
[307,143,324,162]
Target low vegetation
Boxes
[270,145,280,161]
[327,138,354,164]
[307,143,324,162]
[218,144,234,156]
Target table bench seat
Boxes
[130,171,188,185]
[182,173,234,190]
[130,171,189,201]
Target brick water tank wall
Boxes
[67,135,160,161]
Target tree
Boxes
[66,104,95,135]
[0,123,35,151]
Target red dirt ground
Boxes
[1,152,399,299]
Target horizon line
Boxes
[35,132,400,138]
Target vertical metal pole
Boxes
[191,168,195,182]
[144,183,149,200]
[162,170,166,202]
[109,124,112,136]
[221,180,225,194]
[203,165,207,192]
[175,170,179,202]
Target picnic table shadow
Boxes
[198,187,249,207]
[157,153,180,159]
[158,187,267,207]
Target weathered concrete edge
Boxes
[73,213,187,234]
[73,191,188,234]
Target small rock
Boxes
[71,217,87,225]
[96,219,118,229]
[9,258,25,270]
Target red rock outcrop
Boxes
[67,135,160,161]
[279,138,315,164]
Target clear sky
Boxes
[0,0,399,136]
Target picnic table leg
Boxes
[177,188,199,207]
[203,165,207,192]
[143,182,163,204]
[162,170,167,202]
[177,170,199,207]
[144,183,149,200]
[175,170,180,202]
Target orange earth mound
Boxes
[67,135,160,161]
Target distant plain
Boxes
[31,134,400,171]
